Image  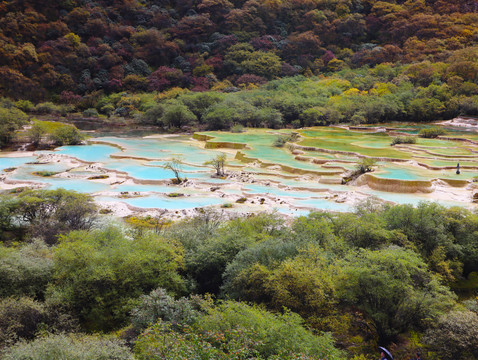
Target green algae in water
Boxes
[297,128,412,159]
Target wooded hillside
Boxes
[1,0,478,101]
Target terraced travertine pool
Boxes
[0,121,477,217]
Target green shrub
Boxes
[350,113,366,125]
[0,240,53,299]
[13,188,97,244]
[300,107,326,126]
[273,133,299,147]
[356,158,376,174]
[27,120,48,145]
[135,301,344,360]
[82,108,99,117]
[380,202,473,276]
[87,175,109,180]
[221,238,299,299]
[418,127,446,138]
[291,119,302,128]
[49,124,84,145]
[230,124,244,133]
[58,104,75,116]
[273,136,288,147]
[390,136,417,145]
[2,334,134,360]
[166,212,284,295]
[50,226,185,331]
[27,120,78,144]
[0,295,77,348]
[15,100,34,112]
[162,102,197,129]
[131,288,208,330]
[140,104,164,125]
[0,106,29,147]
[135,322,262,360]
[338,246,456,342]
[0,297,47,347]
[28,120,84,146]
[100,104,115,116]
[196,301,344,359]
[34,102,62,115]
[32,171,58,177]
[423,310,478,359]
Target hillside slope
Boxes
[1,0,478,101]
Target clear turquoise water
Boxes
[54,144,120,162]
[293,198,351,212]
[0,156,36,170]
[243,184,317,198]
[367,190,473,208]
[373,167,426,181]
[148,161,206,171]
[438,170,477,180]
[105,160,173,180]
[275,207,311,217]
[97,195,224,209]
[10,163,73,179]
[112,184,180,193]
[274,177,346,192]
[98,136,223,164]
[44,179,110,192]
[1,128,476,213]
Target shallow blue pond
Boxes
[293,198,351,212]
[244,184,316,198]
[373,166,425,181]
[98,195,224,209]
[55,144,120,162]
[0,156,36,170]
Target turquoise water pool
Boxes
[243,184,317,198]
[0,156,36,170]
[373,166,426,181]
[54,144,120,162]
[44,179,110,192]
[10,162,73,179]
[293,198,351,212]
[275,207,311,217]
[1,126,476,214]
[112,184,181,193]
[105,160,174,180]
[367,190,473,208]
[98,136,223,165]
[97,195,224,209]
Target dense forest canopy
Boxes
[1,0,478,102]
[1,189,478,358]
